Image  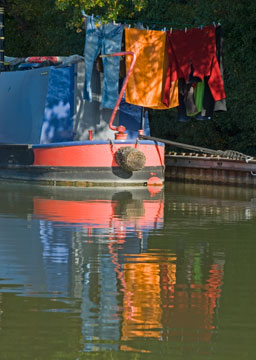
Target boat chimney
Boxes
[0,6,5,71]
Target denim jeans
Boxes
[83,16,123,109]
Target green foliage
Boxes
[3,0,256,154]
[56,0,148,26]
[4,0,83,56]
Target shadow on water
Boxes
[0,181,256,359]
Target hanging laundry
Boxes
[163,25,226,106]
[176,74,205,122]
[181,79,205,117]
[83,16,123,109]
[176,25,227,121]
[187,80,205,116]
[200,25,227,118]
[125,28,179,109]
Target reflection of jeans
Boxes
[83,16,123,109]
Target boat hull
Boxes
[0,140,165,187]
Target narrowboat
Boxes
[0,53,165,188]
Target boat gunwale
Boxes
[31,140,165,149]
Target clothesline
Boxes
[116,18,220,29]
[81,12,220,30]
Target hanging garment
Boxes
[200,25,227,117]
[187,80,205,116]
[163,25,226,105]
[125,28,178,109]
[83,16,123,109]
[177,26,226,120]
[213,25,227,112]
[176,74,205,121]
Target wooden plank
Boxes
[165,154,256,187]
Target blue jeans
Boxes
[83,16,123,109]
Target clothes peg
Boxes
[146,25,149,30]
[136,22,143,29]
[213,21,216,27]
[81,10,88,18]
[162,27,166,32]
[185,27,187,33]
[129,23,131,28]
[170,27,173,33]
[200,24,203,30]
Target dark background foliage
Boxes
[2,0,256,154]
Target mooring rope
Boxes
[139,135,252,161]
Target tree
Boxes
[56,0,147,26]
[3,0,83,56]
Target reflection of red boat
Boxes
[33,189,164,231]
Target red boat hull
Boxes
[0,140,165,187]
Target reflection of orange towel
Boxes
[125,28,179,109]
[122,260,162,340]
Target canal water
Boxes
[0,181,255,360]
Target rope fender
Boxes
[115,146,146,172]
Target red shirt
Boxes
[163,25,226,106]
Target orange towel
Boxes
[125,28,178,109]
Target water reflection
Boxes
[0,182,256,358]
[165,182,256,224]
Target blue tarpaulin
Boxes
[40,66,75,144]
[0,67,50,144]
